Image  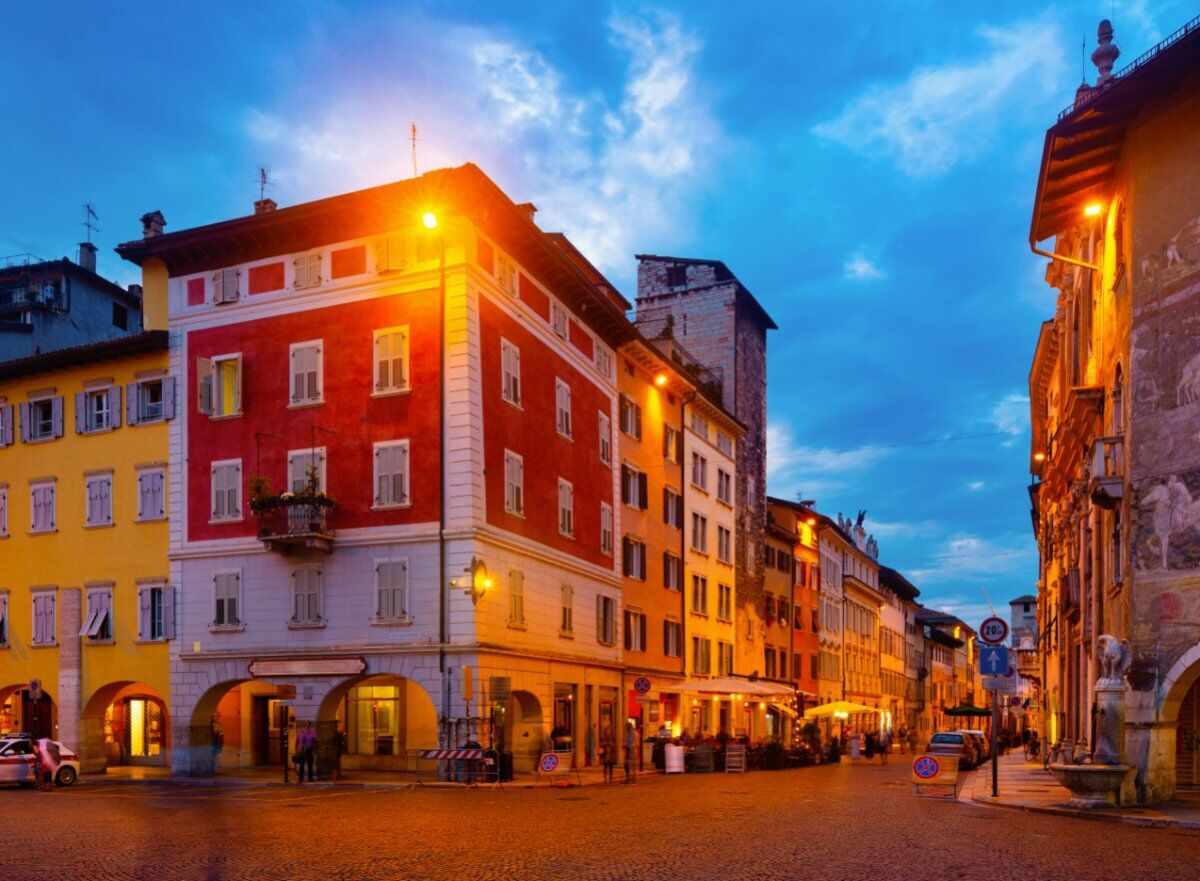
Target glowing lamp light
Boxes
[1083,203,1103,218]
[422,212,438,229]
[806,517,817,527]
[1033,452,1047,463]
[654,373,668,387]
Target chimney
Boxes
[514,202,538,222]
[140,210,166,239]
[128,283,143,300]
[254,198,277,215]
[77,241,97,273]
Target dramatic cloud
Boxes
[907,534,1036,586]
[843,251,885,281]
[766,421,888,500]
[989,391,1030,445]
[813,15,1067,176]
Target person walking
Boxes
[906,727,919,755]
[623,722,638,784]
[600,733,616,784]
[848,731,861,763]
[294,721,317,784]
[34,738,59,791]
[878,728,891,764]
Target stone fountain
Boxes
[1048,635,1135,808]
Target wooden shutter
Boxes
[197,358,214,415]
[212,269,224,304]
[126,383,139,426]
[1,404,12,446]
[662,488,670,523]
[290,348,304,403]
[162,377,176,421]
[138,587,152,640]
[634,404,642,439]
[663,619,670,655]
[18,402,30,443]
[50,396,62,437]
[640,614,648,651]
[108,387,122,428]
[638,472,648,510]
[389,331,405,389]
[74,392,86,433]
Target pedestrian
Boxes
[907,727,919,755]
[878,728,890,764]
[623,722,638,784]
[34,738,58,791]
[294,721,317,783]
[864,731,875,761]
[600,733,616,784]
[897,726,907,755]
[848,731,861,763]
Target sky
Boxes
[1,1,1188,626]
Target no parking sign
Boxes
[911,754,959,795]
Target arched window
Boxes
[1111,364,1124,434]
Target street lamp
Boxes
[422,211,438,229]
[452,556,492,605]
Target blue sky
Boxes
[1,1,1187,624]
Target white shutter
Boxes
[375,333,389,391]
[138,587,152,640]
[290,347,303,403]
[197,358,214,415]
[212,466,226,518]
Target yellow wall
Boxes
[0,348,170,736]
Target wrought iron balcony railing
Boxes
[256,498,335,554]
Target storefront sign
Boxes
[248,657,366,678]
[276,684,297,700]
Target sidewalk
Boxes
[83,763,659,790]
[964,752,1200,829]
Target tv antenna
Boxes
[410,123,420,178]
[82,203,100,244]
[257,166,272,201]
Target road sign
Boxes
[979,616,1009,645]
[982,676,1016,693]
[978,644,1009,676]
[633,676,652,694]
[538,753,560,773]
[28,680,41,701]
[911,754,959,790]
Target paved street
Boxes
[4,762,1198,881]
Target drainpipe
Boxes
[437,234,449,748]
[680,391,692,684]
[1030,243,1099,272]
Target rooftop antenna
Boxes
[82,203,99,244]
[1081,38,1086,82]
[258,166,270,201]
[410,122,420,178]
[980,587,998,618]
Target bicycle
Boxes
[1043,740,1066,770]
[1024,740,1040,762]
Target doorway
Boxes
[122,698,166,764]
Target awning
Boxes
[944,704,991,718]
[674,678,795,697]
[802,700,879,718]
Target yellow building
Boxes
[0,330,172,772]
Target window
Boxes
[112,302,129,330]
[0,487,7,537]
[716,431,733,456]
[596,595,617,645]
[764,647,777,679]
[666,265,687,288]
[690,413,709,440]
[372,326,410,395]
[664,619,681,657]
[501,339,521,406]
[692,636,712,674]
[289,341,323,405]
[210,460,242,522]
[31,592,56,645]
[293,252,322,289]
[717,525,732,563]
[624,610,647,651]
[504,451,524,515]
[619,394,642,440]
[81,587,113,642]
[600,503,613,555]
[811,607,819,633]
[717,583,732,621]
[78,388,118,433]
[85,474,113,527]
[717,469,732,505]
[663,487,683,528]
[691,575,708,615]
[129,377,173,424]
[765,595,776,623]
[30,482,55,533]
[495,251,518,295]
[765,546,776,567]
[718,641,734,677]
[22,397,61,442]
[691,452,708,491]
[558,478,574,537]
[598,412,611,464]
[593,344,613,379]
[197,355,241,417]
[373,560,409,623]
[621,465,647,509]
[555,379,572,438]
[663,425,681,463]
[138,583,172,641]
[560,584,574,635]
[0,592,7,646]
[0,404,12,448]
[212,267,240,304]
[746,475,757,510]
[691,512,708,553]
[551,301,570,340]
[213,572,241,627]
[622,537,646,580]
[288,449,326,494]
[508,569,525,626]
[663,552,682,591]
[373,441,409,508]
[291,567,323,625]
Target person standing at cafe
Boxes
[623,722,638,784]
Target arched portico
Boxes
[79,681,169,774]
[316,674,438,776]
[1155,643,1200,798]
[0,683,56,741]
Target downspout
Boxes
[437,235,449,747]
[680,390,693,684]
[1030,242,1099,272]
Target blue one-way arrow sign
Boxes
[979,645,1009,677]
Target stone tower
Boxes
[634,255,776,677]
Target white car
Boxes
[0,735,81,786]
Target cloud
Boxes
[243,8,722,282]
[907,534,1036,586]
[766,420,887,500]
[967,480,985,491]
[843,251,885,281]
[989,392,1029,446]
[812,15,1066,176]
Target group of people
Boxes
[597,722,639,785]
[834,727,917,764]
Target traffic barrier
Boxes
[410,748,501,787]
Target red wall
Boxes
[186,292,441,540]
[479,295,613,568]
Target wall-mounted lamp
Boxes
[451,556,492,605]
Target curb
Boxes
[80,771,665,792]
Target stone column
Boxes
[1093,680,1127,764]
[57,588,83,749]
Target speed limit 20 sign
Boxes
[979,616,1009,645]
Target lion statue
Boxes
[1096,634,1132,683]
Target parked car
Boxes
[959,729,990,762]
[0,735,81,786]
[925,732,978,769]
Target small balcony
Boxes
[1061,568,1080,617]
[1089,435,1125,508]
[255,496,335,555]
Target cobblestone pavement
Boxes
[3,761,1198,880]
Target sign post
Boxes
[979,619,1010,799]
[911,754,959,798]
[991,687,999,798]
